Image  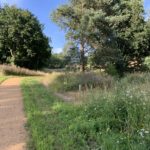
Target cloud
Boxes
[53,48,63,54]
[0,0,22,6]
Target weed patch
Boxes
[22,73,150,149]
[50,72,114,92]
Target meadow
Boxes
[20,71,150,150]
[0,65,149,149]
[1,1,150,149]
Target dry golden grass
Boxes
[0,64,45,76]
[42,72,63,87]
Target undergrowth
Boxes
[22,72,150,150]
[50,72,114,92]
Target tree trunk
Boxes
[10,49,15,65]
[80,42,85,72]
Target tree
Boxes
[0,6,51,69]
[62,41,80,65]
[52,0,148,72]
[107,0,148,70]
[51,0,125,72]
[83,0,147,71]
[49,53,65,69]
[52,1,92,72]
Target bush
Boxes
[50,72,114,92]
[144,56,150,70]
[105,64,118,76]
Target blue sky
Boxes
[0,0,150,53]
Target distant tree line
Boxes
[51,0,150,73]
[0,5,51,69]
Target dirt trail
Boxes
[0,78,26,150]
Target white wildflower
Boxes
[145,131,149,134]
[116,140,119,144]
[139,131,144,138]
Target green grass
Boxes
[21,73,150,150]
[0,76,8,84]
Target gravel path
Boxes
[0,78,26,150]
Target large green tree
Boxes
[110,0,148,70]
[0,6,51,69]
[52,0,93,72]
[52,0,148,72]
[51,0,125,72]
[84,0,148,71]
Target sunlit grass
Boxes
[0,64,45,76]
[0,76,8,84]
[21,72,150,149]
[42,72,63,87]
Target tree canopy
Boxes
[52,0,150,72]
[0,6,51,69]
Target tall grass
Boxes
[0,64,45,76]
[22,72,150,149]
[80,74,150,149]
[50,72,114,92]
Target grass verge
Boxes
[22,73,150,150]
[0,76,8,84]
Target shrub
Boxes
[144,56,150,70]
[50,72,114,92]
[105,64,118,76]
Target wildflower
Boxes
[143,102,146,106]
[139,131,144,138]
[130,95,133,99]
[138,129,149,138]
[116,140,119,144]
[144,131,149,134]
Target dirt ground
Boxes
[0,78,26,150]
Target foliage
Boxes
[22,73,150,149]
[52,0,149,72]
[105,64,118,77]
[49,44,80,69]
[109,0,148,64]
[0,6,51,69]
[50,72,114,92]
[63,41,80,65]
[51,1,94,71]
[144,56,150,69]
[49,53,66,69]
